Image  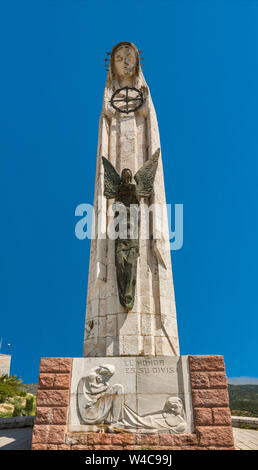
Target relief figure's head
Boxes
[95,364,115,384]
[164,397,184,416]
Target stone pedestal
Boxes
[31,355,235,450]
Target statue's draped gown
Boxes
[83,43,179,358]
[114,182,140,312]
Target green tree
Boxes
[0,375,24,403]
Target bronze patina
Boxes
[102,148,160,311]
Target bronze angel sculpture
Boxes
[102,148,160,311]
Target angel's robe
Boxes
[114,182,140,311]
[102,156,159,311]
[83,42,180,358]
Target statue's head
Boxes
[121,168,133,184]
[164,396,184,415]
[108,41,141,88]
[95,364,115,383]
[112,43,138,84]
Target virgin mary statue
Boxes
[83,41,180,358]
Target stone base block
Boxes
[31,355,235,450]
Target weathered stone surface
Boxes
[53,408,68,425]
[71,445,93,450]
[57,444,72,450]
[54,374,71,389]
[191,371,227,389]
[48,425,66,444]
[112,434,136,446]
[196,426,234,447]
[66,433,88,445]
[208,372,228,389]
[192,389,229,407]
[31,444,48,450]
[159,433,198,446]
[189,355,225,372]
[136,434,159,446]
[40,358,72,374]
[38,374,55,390]
[212,408,232,426]
[191,372,209,389]
[37,390,70,407]
[87,433,112,445]
[35,407,67,426]
[34,407,52,425]
[194,408,213,426]
[32,425,49,444]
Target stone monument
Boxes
[84,41,179,358]
[32,42,235,450]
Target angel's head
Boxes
[121,168,132,184]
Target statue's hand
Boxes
[104,104,116,119]
[137,90,149,117]
[140,85,148,96]
[85,398,97,409]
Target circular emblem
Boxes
[110,86,145,114]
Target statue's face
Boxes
[166,398,182,415]
[121,168,132,184]
[95,367,112,383]
[114,46,137,81]
[95,372,103,383]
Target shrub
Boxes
[0,411,13,418]
[24,395,34,416]
[11,397,24,417]
[0,387,9,403]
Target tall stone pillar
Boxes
[83,41,179,358]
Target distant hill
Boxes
[22,384,38,395]
[228,384,258,417]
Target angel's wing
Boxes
[102,156,121,199]
[134,148,160,198]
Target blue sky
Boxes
[0,0,257,384]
